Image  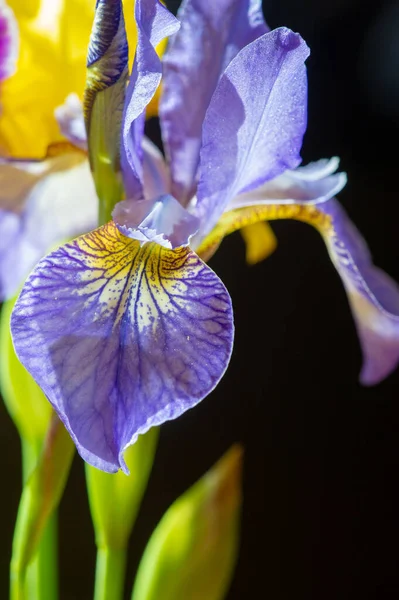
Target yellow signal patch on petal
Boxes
[240,221,277,265]
[11,220,233,472]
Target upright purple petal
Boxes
[196,27,309,235]
[0,1,18,82]
[121,0,179,200]
[160,0,268,204]
[11,222,234,472]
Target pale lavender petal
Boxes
[121,0,179,200]
[142,136,170,200]
[291,157,341,181]
[0,155,97,299]
[228,161,347,210]
[322,200,399,385]
[113,194,199,248]
[0,1,18,81]
[196,27,309,235]
[11,222,234,472]
[55,94,88,151]
[160,0,268,204]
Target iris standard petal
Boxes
[11,221,234,472]
[196,201,399,385]
[113,194,199,248]
[160,0,268,204]
[0,153,97,299]
[121,0,179,200]
[0,0,18,82]
[227,160,347,210]
[196,27,309,235]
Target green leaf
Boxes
[131,445,243,600]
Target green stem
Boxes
[19,438,58,600]
[94,546,127,600]
[10,415,74,600]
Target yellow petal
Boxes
[240,221,277,265]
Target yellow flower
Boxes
[0,0,144,158]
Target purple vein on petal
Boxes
[11,222,234,472]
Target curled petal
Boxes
[121,0,179,200]
[0,154,97,299]
[197,27,309,234]
[11,222,234,472]
[84,0,128,195]
[0,0,18,82]
[160,0,268,204]
[113,194,199,248]
[196,201,399,385]
[228,159,347,210]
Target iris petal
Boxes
[196,27,309,235]
[228,159,347,210]
[160,0,268,204]
[0,154,97,299]
[113,194,199,248]
[11,222,234,472]
[196,201,399,384]
[121,0,179,200]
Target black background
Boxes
[1,0,399,598]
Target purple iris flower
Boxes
[10,0,399,473]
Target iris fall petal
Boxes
[11,221,234,472]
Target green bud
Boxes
[0,296,52,476]
[86,428,159,551]
[131,445,243,600]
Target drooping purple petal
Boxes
[0,154,97,299]
[227,158,347,210]
[0,1,18,82]
[11,222,234,472]
[321,200,399,385]
[55,94,88,151]
[196,27,309,235]
[160,0,268,204]
[113,194,199,248]
[121,0,179,200]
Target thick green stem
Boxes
[94,546,127,600]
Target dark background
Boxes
[1,0,399,598]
